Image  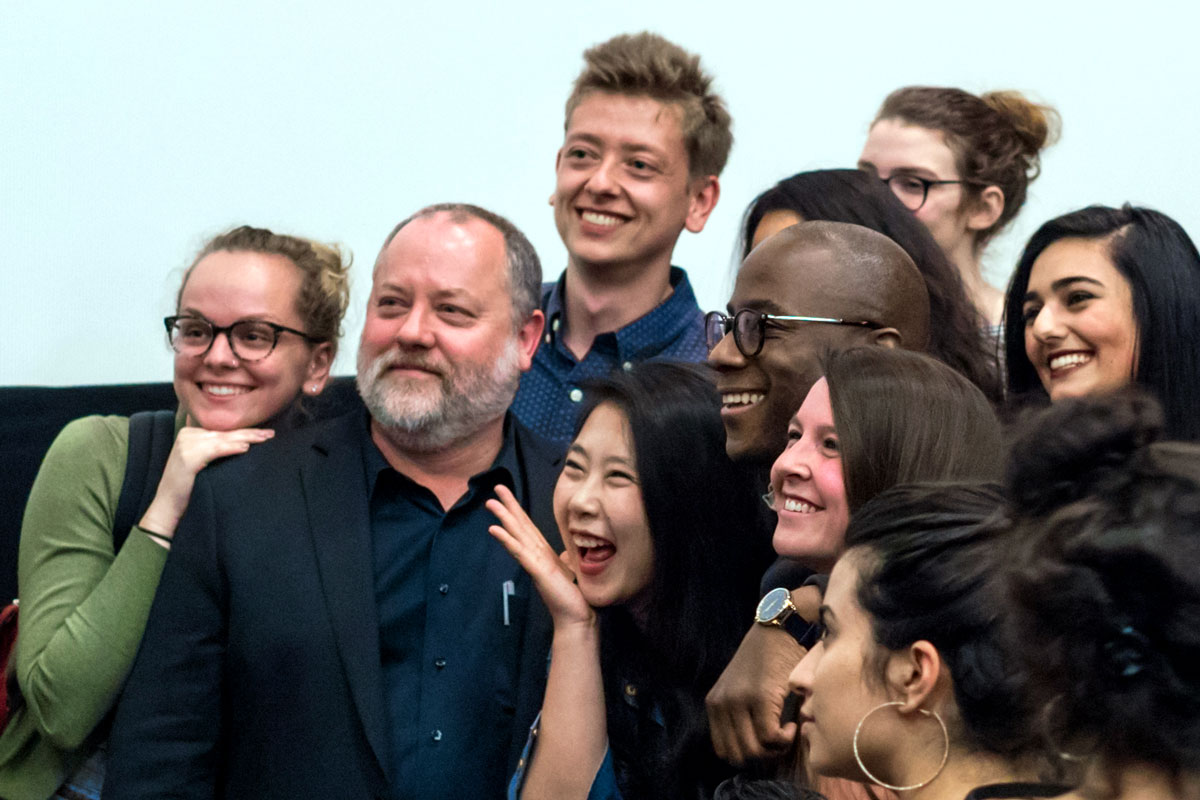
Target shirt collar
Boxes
[361,411,522,503]
[543,266,702,361]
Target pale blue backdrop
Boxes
[3,0,1196,384]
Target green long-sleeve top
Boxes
[0,415,174,800]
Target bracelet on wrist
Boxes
[143,529,173,546]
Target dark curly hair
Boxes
[1005,390,1200,780]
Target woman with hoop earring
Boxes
[789,482,1069,800]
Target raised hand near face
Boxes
[487,484,595,630]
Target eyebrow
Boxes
[817,605,833,627]
[429,287,479,303]
[727,300,788,316]
[178,307,280,324]
[566,132,668,158]
[1024,275,1106,302]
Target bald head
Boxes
[748,221,930,350]
[710,220,933,464]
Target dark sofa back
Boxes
[0,378,361,603]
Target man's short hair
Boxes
[378,203,542,327]
[564,32,733,179]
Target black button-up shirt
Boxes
[363,416,529,799]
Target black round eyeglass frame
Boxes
[163,315,321,362]
[879,174,985,212]
[705,310,882,359]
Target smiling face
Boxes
[554,402,655,613]
[553,91,717,276]
[789,552,899,782]
[859,119,976,262]
[768,379,849,570]
[1022,237,1138,402]
[356,212,542,450]
[173,250,331,431]
[709,238,876,465]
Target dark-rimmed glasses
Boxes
[164,315,320,362]
[705,310,881,358]
[879,174,981,212]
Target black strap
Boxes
[783,613,822,650]
[965,782,1072,799]
[112,410,176,551]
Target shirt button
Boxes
[439,583,449,595]
[431,729,443,742]
[552,317,561,332]
[622,361,633,372]
[569,388,583,403]
[434,658,447,669]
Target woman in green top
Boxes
[0,225,350,800]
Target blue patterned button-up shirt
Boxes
[512,267,707,446]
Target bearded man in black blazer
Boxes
[106,204,562,800]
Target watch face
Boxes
[757,587,789,621]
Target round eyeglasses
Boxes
[879,174,980,212]
[705,310,881,359]
[164,315,320,362]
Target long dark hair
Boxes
[577,361,770,798]
[738,169,1001,403]
[826,347,1003,513]
[1004,390,1200,782]
[1002,204,1200,441]
[844,483,1031,757]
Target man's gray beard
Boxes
[356,337,522,453]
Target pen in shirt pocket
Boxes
[502,579,515,626]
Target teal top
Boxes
[0,415,173,800]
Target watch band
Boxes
[783,613,822,650]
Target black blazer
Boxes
[105,407,562,800]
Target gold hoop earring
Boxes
[853,701,949,791]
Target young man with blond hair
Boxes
[513,31,733,445]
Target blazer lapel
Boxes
[300,412,390,777]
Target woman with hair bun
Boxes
[1004,390,1200,799]
[1002,204,1200,441]
[859,87,1060,328]
[0,226,350,800]
[789,482,1067,800]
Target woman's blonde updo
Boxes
[177,225,351,357]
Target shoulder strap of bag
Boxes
[112,410,176,552]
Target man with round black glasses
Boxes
[704,220,932,768]
[707,221,930,465]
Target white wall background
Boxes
[3,0,1197,386]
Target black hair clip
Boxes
[1103,624,1149,680]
